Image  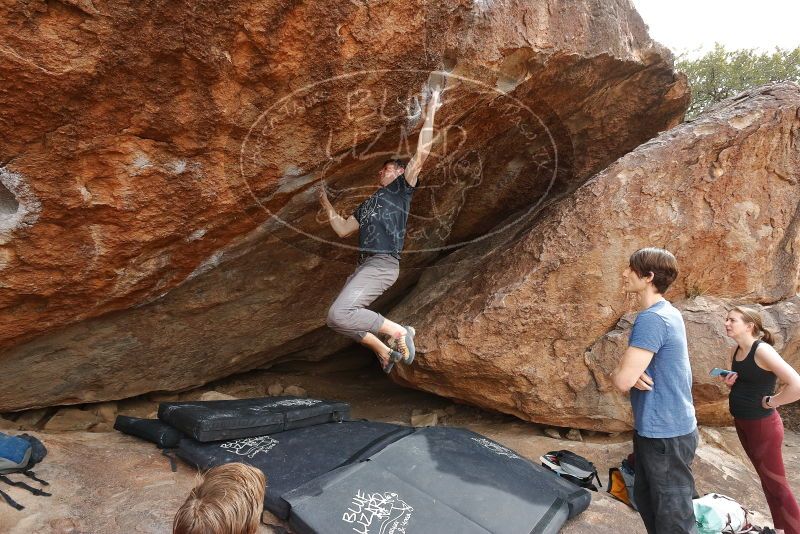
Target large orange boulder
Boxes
[390,83,800,431]
[0,1,687,410]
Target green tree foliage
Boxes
[676,44,800,118]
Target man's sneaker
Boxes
[394,326,416,365]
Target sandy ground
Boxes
[2,351,799,533]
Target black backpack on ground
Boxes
[540,449,602,491]
[0,432,51,510]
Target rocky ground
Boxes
[2,351,799,534]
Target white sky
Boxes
[631,0,800,57]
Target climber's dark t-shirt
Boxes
[353,174,416,260]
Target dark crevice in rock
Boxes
[0,181,19,216]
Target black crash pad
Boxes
[177,420,412,519]
[158,396,350,442]
[113,415,183,449]
[285,427,590,534]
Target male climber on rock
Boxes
[319,86,443,373]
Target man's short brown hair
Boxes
[629,247,678,294]
[173,463,266,534]
[383,158,407,169]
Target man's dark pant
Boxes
[633,428,699,534]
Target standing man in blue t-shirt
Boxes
[318,88,442,374]
[611,247,698,534]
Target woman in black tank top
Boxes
[729,339,777,419]
[721,307,800,534]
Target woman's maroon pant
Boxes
[735,411,800,533]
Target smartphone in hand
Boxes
[710,367,733,377]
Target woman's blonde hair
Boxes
[730,306,775,345]
[173,463,266,534]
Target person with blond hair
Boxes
[721,306,800,534]
[173,463,266,534]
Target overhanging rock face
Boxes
[0,0,687,411]
[389,83,800,432]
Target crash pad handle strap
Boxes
[0,474,51,497]
[161,449,178,472]
[0,487,24,510]
[530,497,566,534]
[23,470,49,486]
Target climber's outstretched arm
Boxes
[404,89,442,188]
